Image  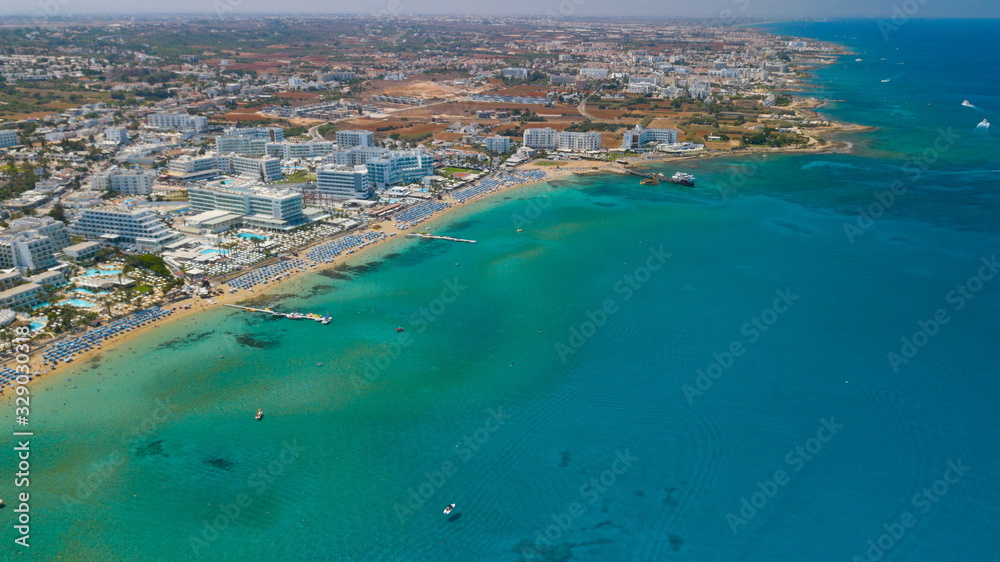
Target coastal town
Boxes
[0,15,850,383]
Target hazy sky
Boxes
[3,0,999,18]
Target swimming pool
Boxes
[238,233,268,241]
[29,321,45,331]
[82,269,123,277]
[62,299,97,308]
[72,288,110,296]
[201,249,224,255]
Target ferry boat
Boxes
[443,504,456,515]
[255,409,264,421]
[666,172,696,187]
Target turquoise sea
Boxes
[4,20,1000,561]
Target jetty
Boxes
[407,233,477,244]
[224,304,331,324]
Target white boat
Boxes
[962,100,974,107]
[443,503,456,515]
[255,409,264,421]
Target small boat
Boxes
[395,327,405,332]
[255,409,264,421]
[639,176,660,186]
[962,100,974,107]
[443,503,455,515]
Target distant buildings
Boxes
[469,93,552,106]
[226,126,284,142]
[0,217,72,273]
[0,129,19,148]
[89,168,155,195]
[147,112,207,132]
[316,165,371,200]
[188,184,305,230]
[265,141,337,160]
[167,153,230,182]
[485,135,511,153]
[167,152,282,182]
[620,125,679,150]
[215,135,268,156]
[523,128,602,151]
[70,207,181,251]
[105,127,129,145]
[336,129,376,148]
[366,150,436,189]
[501,68,531,80]
[326,146,391,167]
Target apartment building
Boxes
[70,207,181,251]
[620,125,679,150]
[187,185,305,230]
[0,217,72,272]
[336,129,376,148]
[89,168,156,195]
[366,151,436,189]
[146,112,208,132]
[0,129,19,148]
[316,165,371,200]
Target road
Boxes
[577,84,603,120]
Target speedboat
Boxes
[255,409,264,421]
[443,504,456,515]
[962,100,974,107]
[395,327,405,332]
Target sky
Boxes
[2,0,999,19]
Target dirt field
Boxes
[370,79,455,99]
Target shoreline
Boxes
[4,65,871,395]
[4,138,860,392]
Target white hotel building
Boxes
[70,207,181,251]
[523,128,602,151]
[147,112,208,132]
[0,217,72,272]
[0,129,20,148]
[316,165,371,200]
[187,184,305,231]
[336,129,376,148]
[620,125,680,150]
[89,168,156,195]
